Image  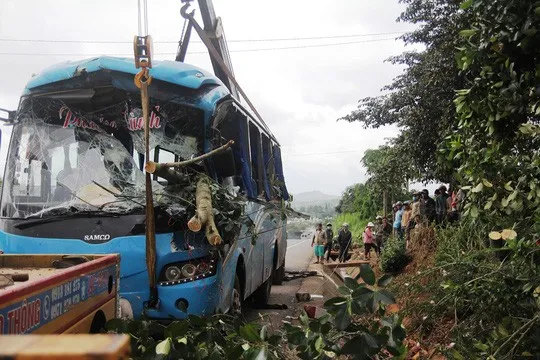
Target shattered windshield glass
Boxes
[1,94,205,219]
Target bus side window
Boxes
[261,135,275,200]
[248,123,264,197]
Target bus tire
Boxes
[230,274,243,315]
[273,259,285,285]
[253,272,272,305]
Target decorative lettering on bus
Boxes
[59,106,117,130]
[125,106,161,131]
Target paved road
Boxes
[284,238,313,271]
[243,238,314,323]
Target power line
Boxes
[0,37,399,57]
[285,150,363,157]
[0,32,405,45]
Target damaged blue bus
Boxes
[0,56,289,320]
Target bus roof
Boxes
[24,56,226,92]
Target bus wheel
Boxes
[231,275,242,315]
[273,259,285,285]
[253,273,272,305]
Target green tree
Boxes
[341,0,468,182]
[447,0,540,225]
[362,145,414,212]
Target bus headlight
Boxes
[159,256,217,286]
[165,266,182,281]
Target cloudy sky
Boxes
[0,0,419,197]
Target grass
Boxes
[333,212,369,243]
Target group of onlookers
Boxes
[312,185,465,263]
[311,222,353,264]
[392,185,465,247]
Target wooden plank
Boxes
[323,260,370,269]
[0,334,131,359]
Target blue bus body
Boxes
[0,57,288,319]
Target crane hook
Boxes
[180,0,195,19]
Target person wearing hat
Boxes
[323,223,334,263]
[311,223,327,264]
[436,185,449,224]
[374,215,384,255]
[421,189,436,223]
[337,223,352,263]
[363,222,376,260]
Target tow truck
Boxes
[0,254,120,334]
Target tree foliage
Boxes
[107,269,406,359]
[446,0,540,225]
[341,0,468,181]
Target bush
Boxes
[106,267,406,360]
[380,237,409,273]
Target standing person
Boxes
[393,202,404,239]
[401,201,413,247]
[436,185,449,225]
[410,192,423,225]
[374,215,384,256]
[337,223,352,263]
[382,217,392,241]
[363,222,376,260]
[323,223,334,263]
[422,189,436,224]
[311,223,327,264]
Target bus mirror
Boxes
[0,108,16,123]
[213,148,236,178]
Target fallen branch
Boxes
[188,177,222,246]
[145,140,234,174]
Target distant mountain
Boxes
[292,191,339,205]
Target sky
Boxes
[0,0,422,197]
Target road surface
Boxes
[243,238,317,323]
[283,238,313,271]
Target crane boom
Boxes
[177,0,238,99]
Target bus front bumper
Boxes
[121,276,221,320]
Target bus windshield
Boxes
[1,95,205,219]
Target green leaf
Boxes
[482,178,493,188]
[374,289,396,305]
[359,264,376,285]
[470,205,479,218]
[315,336,324,352]
[333,304,351,330]
[460,0,473,9]
[239,324,261,342]
[484,201,492,210]
[324,297,348,307]
[508,190,518,201]
[377,274,393,287]
[260,325,268,341]
[504,182,513,191]
[340,335,365,354]
[344,277,359,289]
[165,321,189,338]
[156,338,172,355]
[472,182,484,193]
[459,29,477,37]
